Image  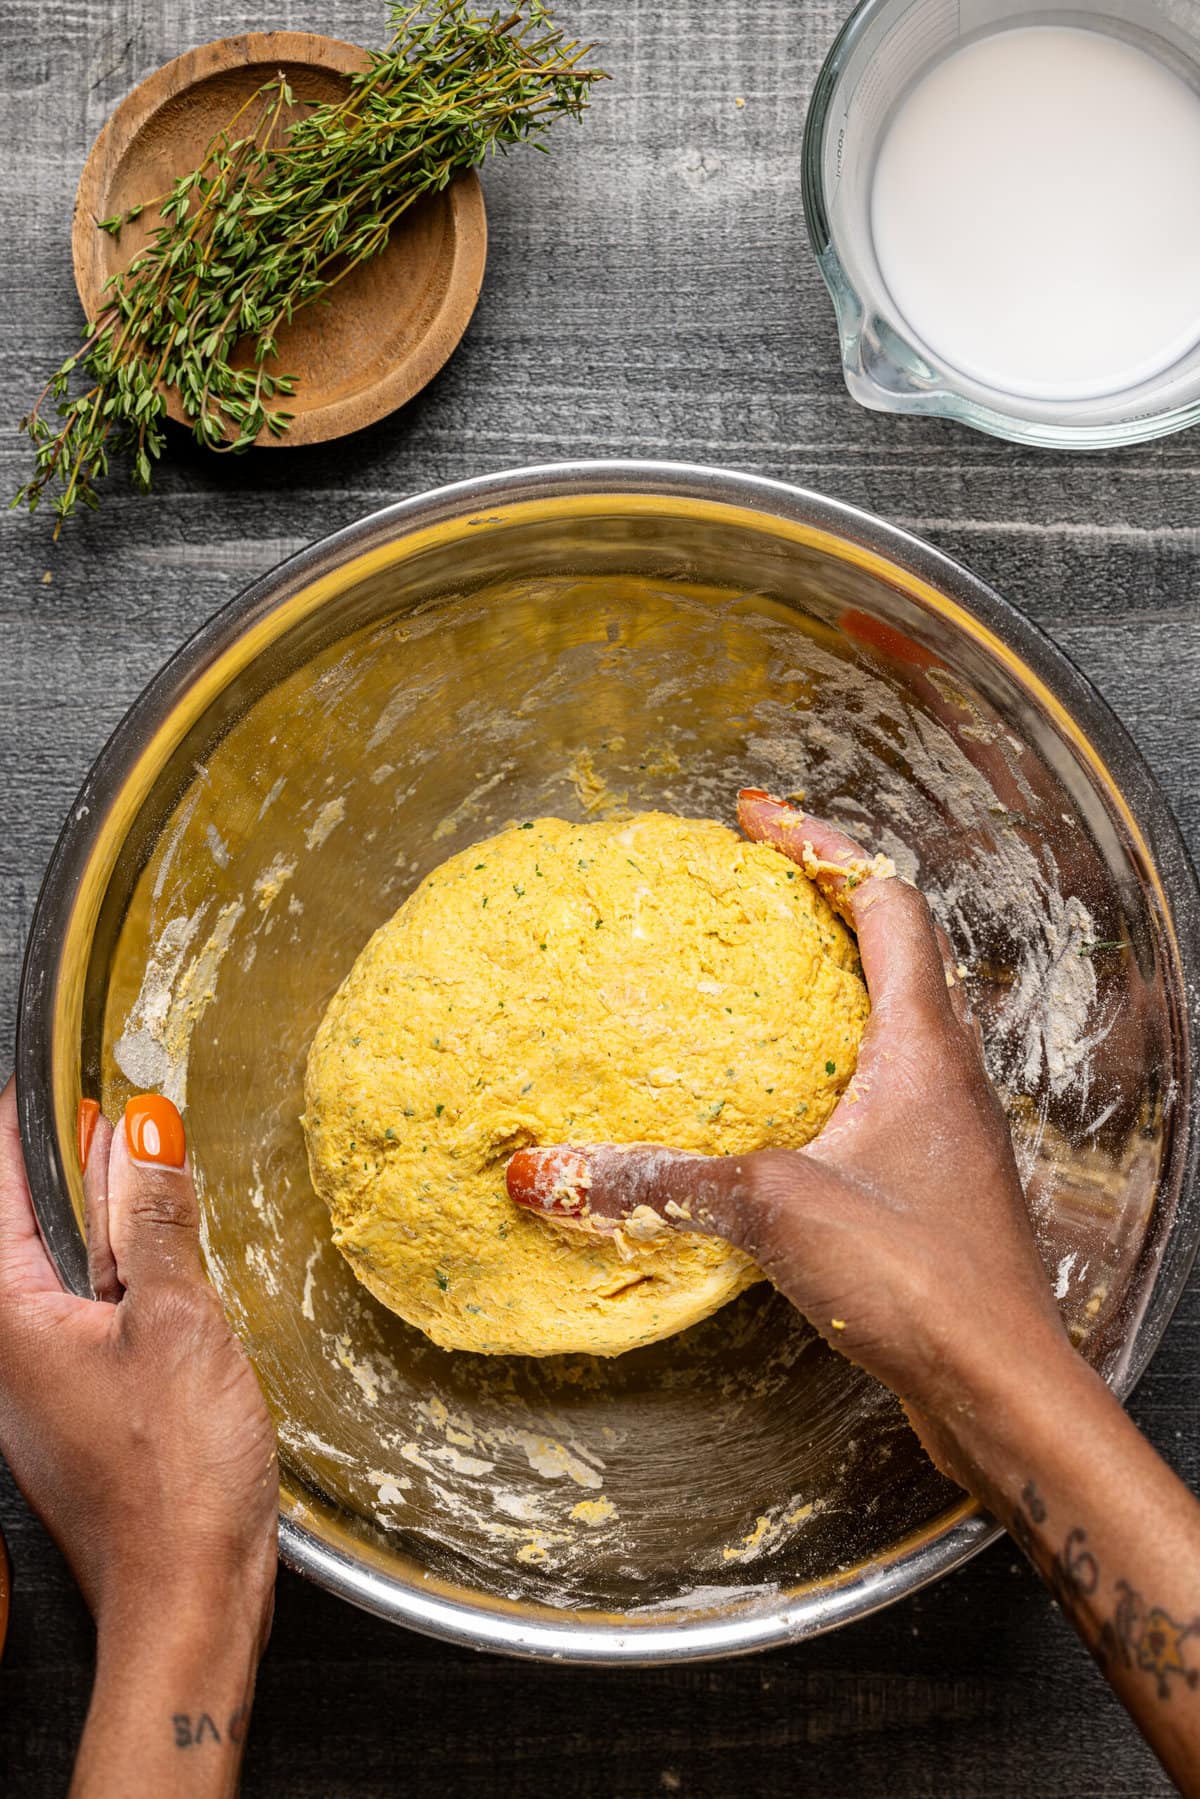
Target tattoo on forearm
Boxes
[171,1707,249,1749]
[1011,1481,1200,1700]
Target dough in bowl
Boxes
[303,812,869,1357]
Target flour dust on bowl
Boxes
[18,464,1200,1661]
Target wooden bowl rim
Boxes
[71,31,487,448]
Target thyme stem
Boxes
[14,0,604,533]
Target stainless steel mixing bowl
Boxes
[17,462,1200,1662]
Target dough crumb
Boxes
[570,1496,617,1527]
[624,1204,669,1242]
[305,796,346,851]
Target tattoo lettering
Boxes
[1007,1480,1047,1563]
[1011,1481,1200,1701]
[172,1709,250,1748]
[1046,1526,1100,1616]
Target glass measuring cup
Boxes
[802,0,1200,446]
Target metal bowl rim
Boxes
[17,459,1200,1661]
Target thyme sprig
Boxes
[14,1,604,533]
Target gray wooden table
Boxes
[2,1,1197,1791]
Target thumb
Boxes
[506,1142,782,1250]
[106,1095,202,1293]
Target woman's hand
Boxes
[0,1079,278,1797]
[509,789,1066,1473]
[510,793,1200,1792]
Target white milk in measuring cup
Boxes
[869,25,1200,400]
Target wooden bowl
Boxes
[72,32,487,448]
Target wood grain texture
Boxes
[1,1,1197,1793]
[73,31,487,445]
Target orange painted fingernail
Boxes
[124,1094,186,1168]
[77,1098,100,1172]
[738,787,794,810]
[507,1146,592,1215]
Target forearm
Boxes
[71,1584,268,1799]
[940,1328,1200,1793]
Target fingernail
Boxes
[125,1094,186,1168]
[738,787,793,809]
[507,1146,592,1215]
[77,1098,101,1172]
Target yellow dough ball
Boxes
[303,812,869,1357]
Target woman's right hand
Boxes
[512,792,1200,1794]
[508,789,1067,1477]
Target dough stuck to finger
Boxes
[303,813,869,1357]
